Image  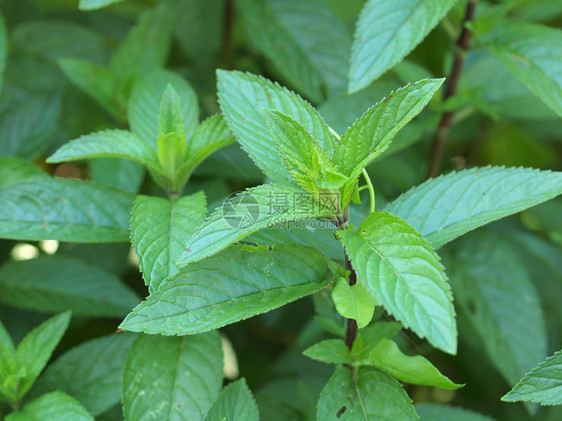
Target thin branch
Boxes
[427,0,479,178]
[222,0,235,69]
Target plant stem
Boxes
[427,0,478,178]
[335,211,359,349]
[222,0,235,69]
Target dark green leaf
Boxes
[0,12,6,95]
[0,256,139,317]
[349,0,456,92]
[31,334,136,416]
[130,193,207,292]
[386,167,562,249]
[205,379,259,421]
[483,20,562,116]
[303,339,351,364]
[416,403,498,421]
[120,244,335,335]
[217,70,335,184]
[339,212,456,354]
[15,312,71,399]
[90,158,145,194]
[122,332,223,421]
[238,0,350,101]
[446,232,547,386]
[502,349,562,405]
[6,391,94,421]
[361,338,463,389]
[317,366,417,420]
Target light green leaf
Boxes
[58,58,120,118]
[339,212,456,354]
[349,0,457,92]
[0,320,13,350]
[129,68,198,148]
[90,158,145,194]
[120,244,335,335]
[30,334,136,416]
[205,379,259,421]
[502,349,562,405]
[179,183,339,265]
[317,366,417,420]
[351,321,403,361]
[217,70,335,184]
[331,278,375,329]
[15,312,71,399]
[0,174,134,242]
[157,85,187,185]
[483,20,562,116]
[177,114,235,184]
[110,6,174,84]
[46,130,160,172]
[130,193,207,293]
[6,391,94,421]
[333,79,443,206]
[361,338,462,389]
[122,332,223,421]
[0,256,139,317]
[264,109,345,195]
[0,12,6,95]
[386,166,562,249]
[238,0,350,102]
[79,0,127,10]
[303,339,351,365]
[446,232,547,387]
[416,403,498,421]
[0,94,61,160]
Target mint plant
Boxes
[0,0,561,420]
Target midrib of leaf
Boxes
[353,369,369,420]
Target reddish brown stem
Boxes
[428,0,478,178]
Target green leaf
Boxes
[90,158,145,194]
[177,114,235,184]
[0,95,61,160]
[179,183,339,265]
[386,166,562,249]
[15,312,71,399]
[264,109,345,195]
[0,174,134,242]
[351,321,403,361]
[502,349,562,406]
[128,68,198,148]
[483,20,562,116]
[122,332,223,421]
[110,6,175,84]
[79,0,127,10]
[361,338,462,389]
[130,193,207,293]
[238,0,351,102]
[317,366,417,420]
[338,211,457,354]
[416,403,498,421]
[217,70,335,184]
[30,334,136,416]
[349,0,457,92]
[6,391,94,421]
[46,130,160,172]
[0,320,13,350]
[302,339,352,365]
[157,85,187,185]
[0,12,7,95]
[445,232,547,387]
[205,379,259,421]
[0,157,47,186]
[120,244,335,335]
[331,278,375,329]
[58,58,120,118]
[0,256,139,317]
[332,79,444,206]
